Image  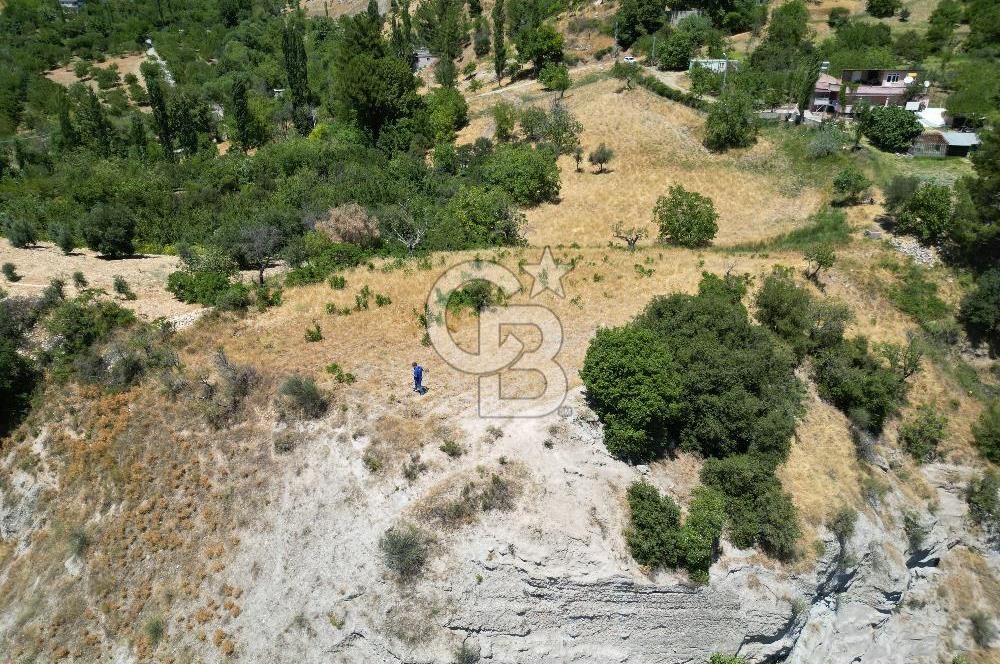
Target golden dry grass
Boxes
[45,52,152,96]
[462,77,825,248]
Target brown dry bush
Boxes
[314,203,381,248]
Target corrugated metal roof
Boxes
[941,132,980,147]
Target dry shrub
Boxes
[314,203,380,247]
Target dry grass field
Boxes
[45,52,151,93]
[463,76,825,248]
[3,55,998,662]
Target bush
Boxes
[709,655,749,664]
[971,400,1000,464]
[704,91,758,151]
[0,337,37,437]
[167,270,233,307]
[45,293,134,367]
[427,86,470,141]
[701,454,801,560]
[304,322,322,342]
[859,106,922,153]
[2,263,20,282]
[965,470,999,542]
[828,6,850,27]
[812,336,913,434]
[482,144,560,205]
[969,611,996,648]
[52,222,76,255]
[866,0,900,17]
[624,480,681,567]
[894,183,952,243]
[884,175,921,212]
[959,269,1000,353]
[833,166,871,205]
[587,142,614,173]
[654,185,719,247]
[539,62,570,97]
[828,506,857,546]
[580,326,682,460]
[72,271,87,288]
[899,404,947,463]
[754,267,814,359]
[278,374,328,418]
[677,486,727,581]
[314,204,380,248]
[807,127,848,158]
[4,217,37,248]
[81,203,136,257]
[379,524,430,580]
[113,275,136,300]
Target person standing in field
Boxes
[412,362,424,393]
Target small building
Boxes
[414,47,436,71]
[669,9,702,25]
[840,68,927,111]
[688,58,740,74]
[910,131,980,158]
[910,131,948,158]
[810,72,842,114]
[59,0,82,10]
[941,131,981,157]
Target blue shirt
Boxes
[413,365,423,380]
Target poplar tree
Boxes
[492,0,506,83]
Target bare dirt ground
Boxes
[0,241,198,321]
[45,52,151,94]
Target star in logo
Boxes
[522,246,571,298]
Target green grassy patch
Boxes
[723,207,852,253]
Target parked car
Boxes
[623,55,636,64]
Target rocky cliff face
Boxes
[190,391,994,663]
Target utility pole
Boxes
[721,51,729,95]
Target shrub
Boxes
[72,271,88,288]
[704,91,758,151]
[0,337,37,437]
[440,440,464,457]
[828,506,858,547]
[959,269,1000,353]
[278,374,327,418]
[894,183,952,243]
[482,144,560,205]
[112,275,136,300]
[899,404,947,462]
[812,336,913,434]
[167,270,233,306]
[491,101,517,142]
[866,0,900,18]
[709,655,749,664]
[4,217,37,248]
[580,326,682,461]
[587,142,614,173]
[144,617,165,647]
[827,6,850,27]
[804,245,836,281]
[447,279,498,314]
[884,175,921,212]
[304,322,322,342]
[807,128,848,158]
[45,293,134,367]
[427,86,469,141]
[81,203,136,257]
[2,263,20,282]
[859,105,922,153]
[539,62,570,97]
[379,524,430,580]
[329,274,347,290]
[902,510,927,551]
[969,611,995,648]
[654,185,719,248]
[701,454,801,560]
[965,470,999,541]
[625,480,682,567]
[754,267,814,359]
[453,642,481,664]
[314,204,380,248]
[677,486,727,582]
[971,400,1000,464]
[833,166,871,205]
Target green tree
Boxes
[895,182,952,243]
[972,399,1000,464]
[333,54,424,143]
[625,480,681,566]
[899,404,947,463]
[0,337,36,438]
[965,470,999,541]
[581,326,682,460]
[81,203,136,258]
[128,112,147,157]
[959,269,1000,353]
[654,185,719,248]
[543,102,582,155]
[859,105,922,152]
[754,267,814,359]
[658,30,696,71]
[493,0,507,82]
[833,166,871,205]
[866,0,900,17]
[144,68,173,160]
[491,100,517,141]
[173,92,199,156]
[77,88,111,157]
[516,22,563,73]
[230,75,252,151]
[539,62,570,98]
[588,142,614,173]
[805,246,837,281]
[427,86,469,141]
[283,18,313,136]
[704,91,758,151]
[482,144,560,205]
